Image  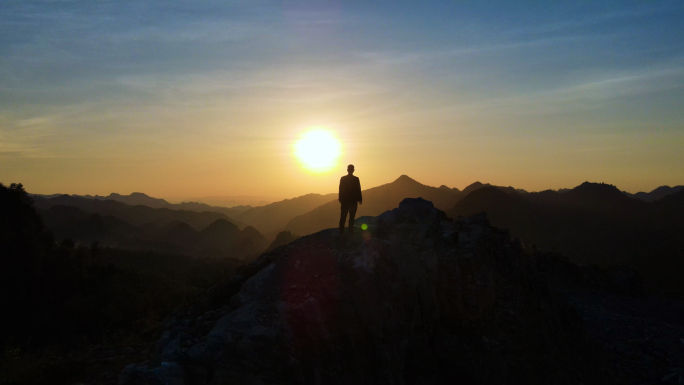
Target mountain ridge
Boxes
[449,181,684,297]
[626,185,684,202]
[234,192,338,237]
[282,174,464,236]
[32,194,248,230]
[31,192,250,219]
[280,175,538,237]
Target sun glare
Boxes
[294,129,342,173]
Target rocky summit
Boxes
[121,198,605,385]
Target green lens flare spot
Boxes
[361,223,368,231]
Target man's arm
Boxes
[357,178,362,204]
[339,177,343,202]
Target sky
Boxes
[1,0,683,202]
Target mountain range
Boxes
[33,180,682,241]
[32,192,251,219]
[29,176,684,296]
[33,196,267,260]
[449,182,684,296]
[32,194,248,230]
[283,175,463,236]
[625,185,684,202]
[232,192,338,237]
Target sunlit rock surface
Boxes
[121,198,604,385]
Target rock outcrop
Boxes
[121,198,605,385]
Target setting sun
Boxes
[294,129,342,173]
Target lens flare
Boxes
[294,129,342,173]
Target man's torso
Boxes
[339,175,361,203]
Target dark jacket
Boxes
[339,175,362,203]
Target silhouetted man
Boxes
[339,164,362,234]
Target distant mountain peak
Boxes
[391,175,426,188]
[103,191,171,208]
[572,182,622,197]
[241,225,262,237]
[439,185,458,192]
[204,218,238,230]
[393,175,418,184]
[129,192,151,198]
[462,181,488,195]
[651,185,673,192]
[628,185,684,202]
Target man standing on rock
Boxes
[339,164,362,234]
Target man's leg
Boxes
[339,203,349,233]
[347,203,358,233]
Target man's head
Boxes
[347,164,355,174]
